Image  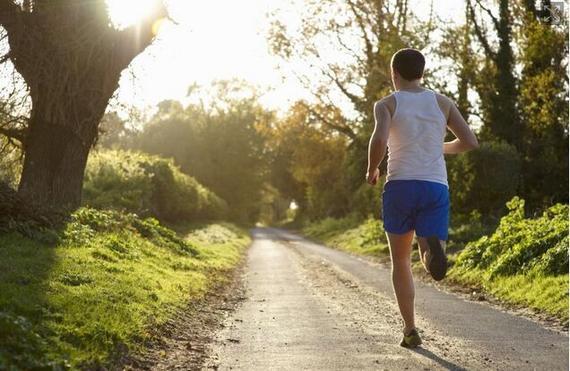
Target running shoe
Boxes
[426,236,447,281]
[400,328,422,348]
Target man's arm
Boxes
[444,99,479,154]
[366,99,391,185]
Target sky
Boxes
[109,0,467,116]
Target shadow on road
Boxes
[411,347,467,371]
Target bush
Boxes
[0,143,21,187]
[447,140,521,216]
[83,150,228,223]
[454,197,569,277]
[66,208,199,257]
[532,235,569,275]
[351,180,384,219]
[447,210,498,252]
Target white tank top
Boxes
[386,89,448,187]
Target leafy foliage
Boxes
[447,140,521,216]
[135,82,269,223]
[83,150,227,223]
[517,11,569,208]
[454,197,569,278]
[436,1,568,211]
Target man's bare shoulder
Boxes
[374,94,397,117]
[433,91,454,106]
[433,91,454,120]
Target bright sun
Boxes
[106,0,165,29]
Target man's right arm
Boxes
[366,99,391,185]
[443,98,479,154]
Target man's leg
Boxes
[417,237,447,273]
[387,230,416,334]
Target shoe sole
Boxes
[427,236,447,281]
[400,333,422,348]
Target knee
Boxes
[390,253,411,267]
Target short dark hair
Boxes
[391,48,425,80]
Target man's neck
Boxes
[397,80,422,91]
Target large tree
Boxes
[517,0,569,206]
[466,0,521,148]
[465,0,568,207]
[0,0,166,210]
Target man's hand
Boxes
[366,168,380,185]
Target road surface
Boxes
[204,228,568,370]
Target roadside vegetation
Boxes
[84,150,228,223]
[449,197,568,323]
[0,82,268,369]
[0,208,249,369]
[303,216,388,258]
[302,196,569,324]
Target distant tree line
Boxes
[0,0,566,226]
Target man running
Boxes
[366,48,479,348]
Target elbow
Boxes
[468,137,480,150]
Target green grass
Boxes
[0,209,250,370]
[302,215,389,257]
[448,268,569,323]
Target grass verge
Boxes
[446,268,568,323]
[0,208,250,370]
[302,215,389,258]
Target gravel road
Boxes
[204,228,568,371]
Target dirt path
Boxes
[122,227,568,370]
[203,228,568,371]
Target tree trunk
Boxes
[15,62,117,211]
[18,113,96,210]
[0,1,167,211]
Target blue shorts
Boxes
[382,180,450,241]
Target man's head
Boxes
[390,48,425,89]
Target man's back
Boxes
[385,88,448,186]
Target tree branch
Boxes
[0,126,26,144]
[467,0,497,61]
[304,103,356,140]
[347,0,373,61]
[0,0,20,31]
[474,0,500,30]
[113,3,168,70]
[315,62,364,110]
[335,32,366,67]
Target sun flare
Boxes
[106,0,163,29]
